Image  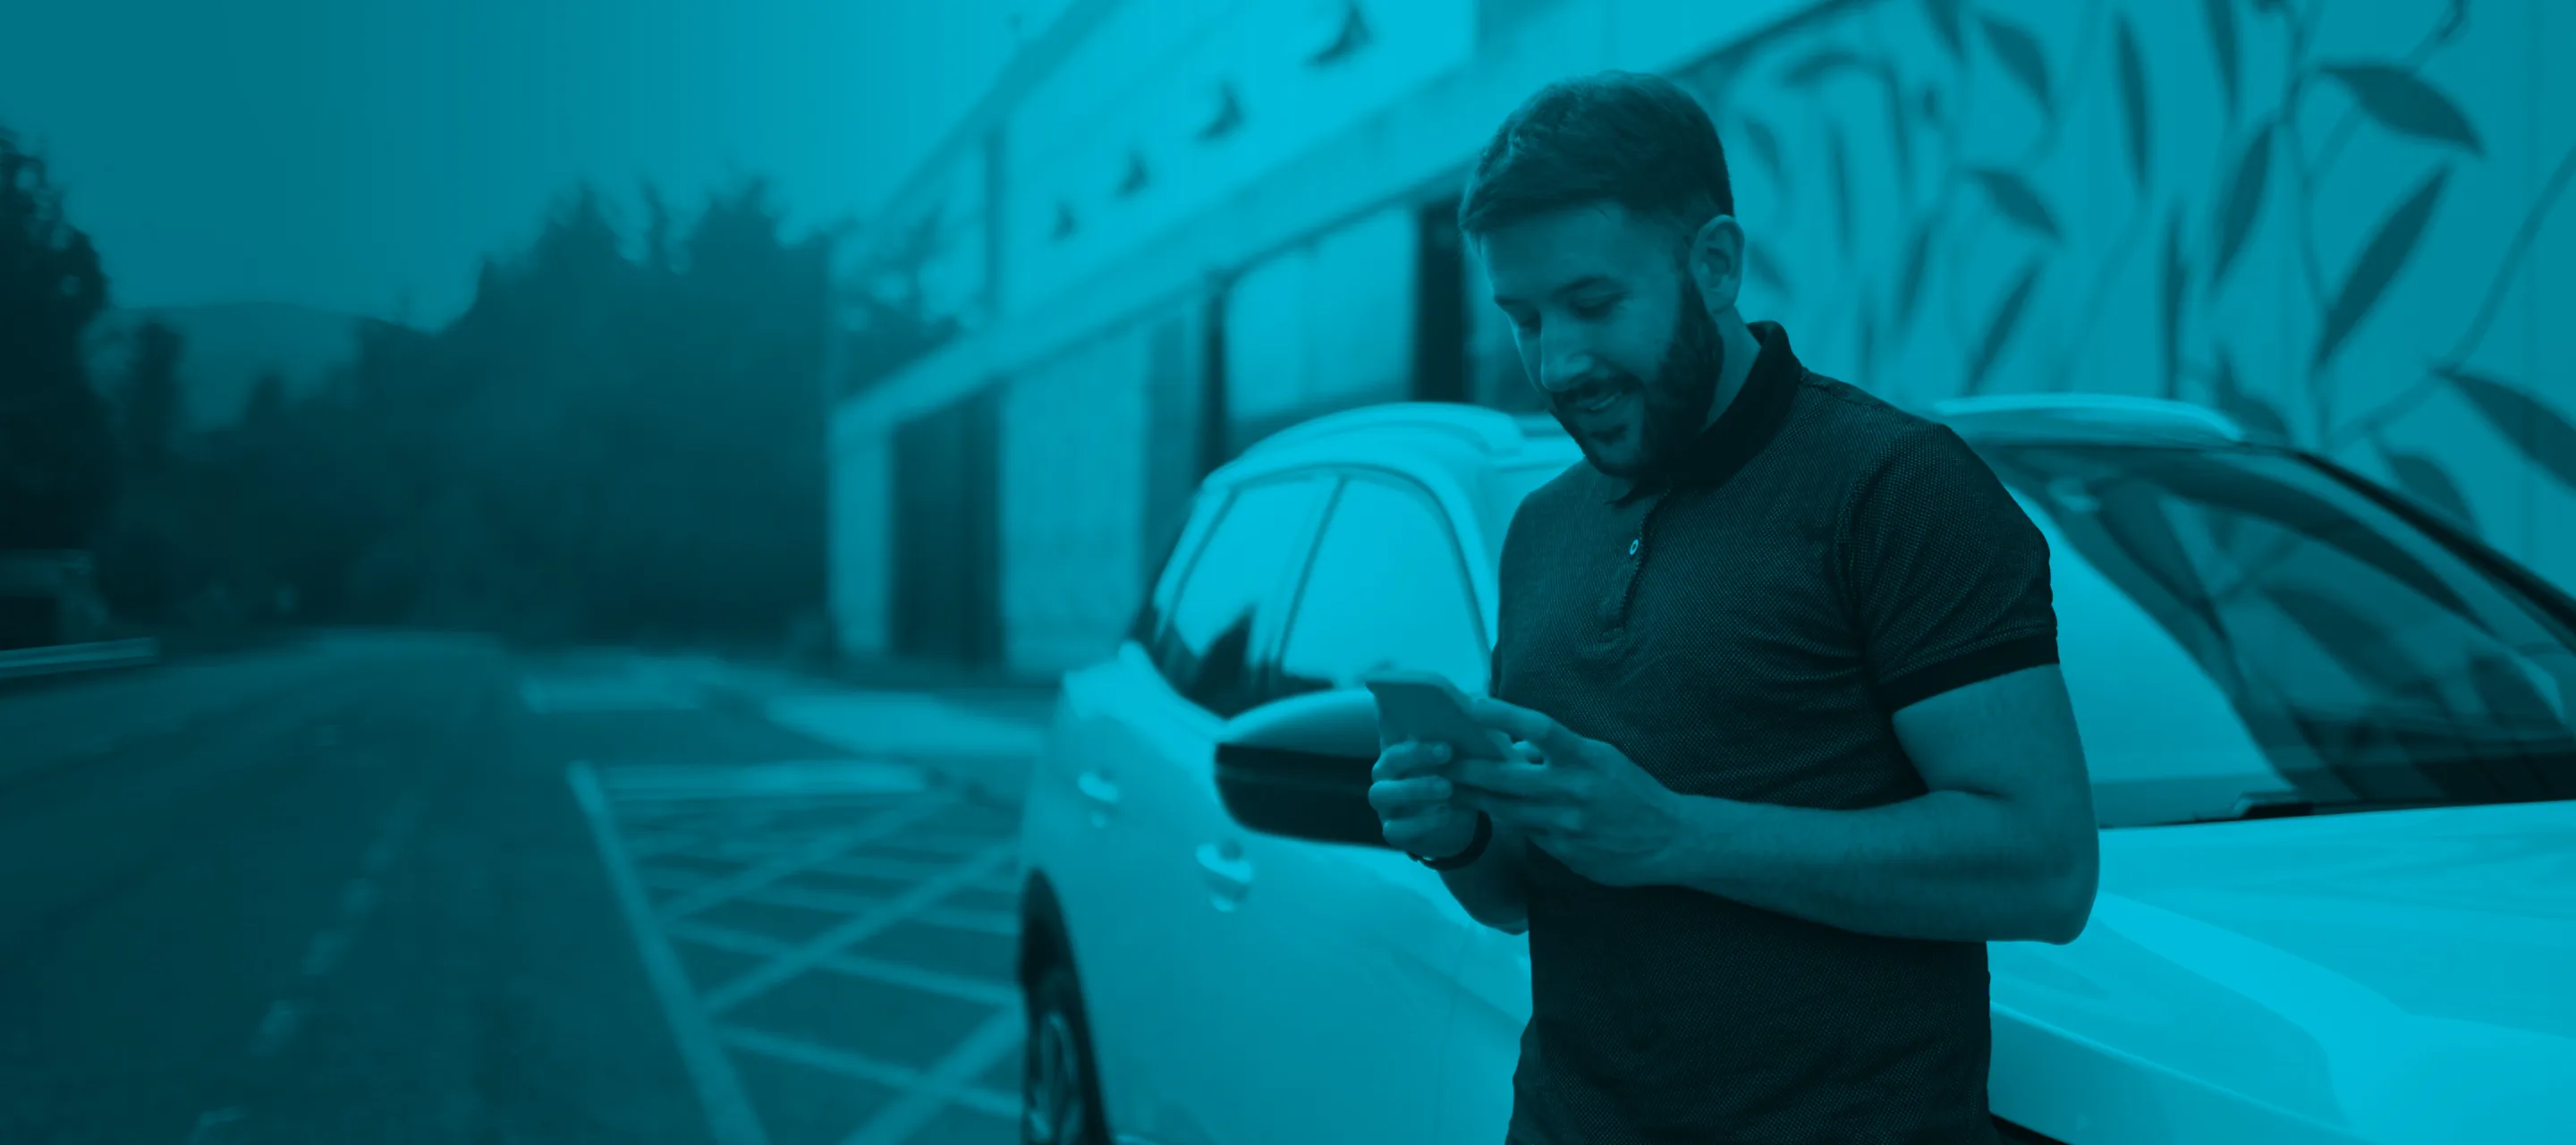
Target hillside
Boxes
[81,302,409,431]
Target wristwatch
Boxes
[1411,810,1493,870]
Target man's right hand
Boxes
[1369,740,1479,860]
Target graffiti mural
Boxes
[1674,0,2572,577]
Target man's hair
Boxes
[1456,71,1734,246]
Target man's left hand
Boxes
[1448,697,1690,888]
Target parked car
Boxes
[1012,394,2576,1145]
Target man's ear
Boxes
[1686,215,1746,315]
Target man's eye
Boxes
[1571,298,1616,318]
[1511,314,1540,334]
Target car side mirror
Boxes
[1212,688,1388,849]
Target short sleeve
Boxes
[1837,424,2059,711]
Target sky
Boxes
[0,0,1059,326]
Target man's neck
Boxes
[1699,310,1764,433]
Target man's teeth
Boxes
[1579,392,1622,412]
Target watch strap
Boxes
[1412,810,1492,871]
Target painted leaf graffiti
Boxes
[2324,64,2485,156]
[1963,259,2046,396]
[1784,48,1876,88]
[2209,121,2274,291]
[2441,368,2576,491]
[2202,0,2241,121]
[2313,165,2448,370]
[2375,443,2479,532]
[1979,15,2054,115]
[1830,126,1855,255]
[1737,118,1787,192]
[1745,246,1795,302]
[1923,0,1967,61]
[1885,80,1918,194]
[2211,345,2291,439]
[2160,204,2188,399]
[1971,168,2063,242]
[2114,15,2154,192]
[1895,217,1936,332]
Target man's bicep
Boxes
[1891,666,2096,845]
[1844,424,2060,706]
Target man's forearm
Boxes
[1652,790,2089,944]
[1438,815,1530,934]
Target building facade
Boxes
[835,0,2575,681]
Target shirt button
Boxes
[1628,539,1640,557]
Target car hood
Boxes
[1991,799,2576,1142]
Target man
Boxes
[1368,72,2099,1143]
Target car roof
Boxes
[1222,394,2267,482]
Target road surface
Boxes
[0,631,1046,1145]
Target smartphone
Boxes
[1362,669,1516,763]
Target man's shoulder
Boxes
[1784,370,1970,486]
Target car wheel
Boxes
[1023,961,1113,1145]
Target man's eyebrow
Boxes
[1493,274,1619,309]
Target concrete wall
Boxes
[998,320,1156,677]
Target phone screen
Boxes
[1366,677,1515,761]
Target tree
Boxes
[0,125,116,550]
[120,318,184,473]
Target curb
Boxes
[0,638,160,682]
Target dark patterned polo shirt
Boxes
[1490,319,2057,1143]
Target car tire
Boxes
[1023,960,1114,1145]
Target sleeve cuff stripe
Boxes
[1878,632,2060,711]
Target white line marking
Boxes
[663,920,1018,1008]
[809,856,1023,896]
[338,878,378,919]
[637,871,1018,939]
[248,1001,302,1058]
[702,844,1018,1014]
[568,761,771,1145]
[837,1006,1028,1145]
[716,1025,1021,1120]
[182,1106,248,1144]
[299,929,352,978]
[649,798,955,922]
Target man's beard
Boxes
[1554,281,1726,481]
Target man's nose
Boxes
[1536,339,1598,395]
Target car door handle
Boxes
[1074,770,1120,807]
[1195,841,1252,910]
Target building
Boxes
[834,0,2575,681]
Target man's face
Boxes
[1476,202,1724,480]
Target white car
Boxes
[1012,395,2576,1145]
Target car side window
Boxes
[1156,475,1332,717]
[1274,473,1490,697]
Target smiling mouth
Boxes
[1566,387,1627,415]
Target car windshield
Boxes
[1977,443,2576,827]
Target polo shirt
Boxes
[1488,319,2058,1143]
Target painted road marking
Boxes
[838,1006,1026,1145]
[653,798,954,923]
[570,760,772,1145]
[716,1025,1021,1121]
[638,872,1017,939]
[661,920,1018,1009]
[181,1107,247,1144]
[701,844,1018,1014]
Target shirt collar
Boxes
[1604,319,1807,505]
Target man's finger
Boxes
[1470,697,1588,759]
[1447,757,1554,800]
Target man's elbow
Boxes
[2028,839,2100,945]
